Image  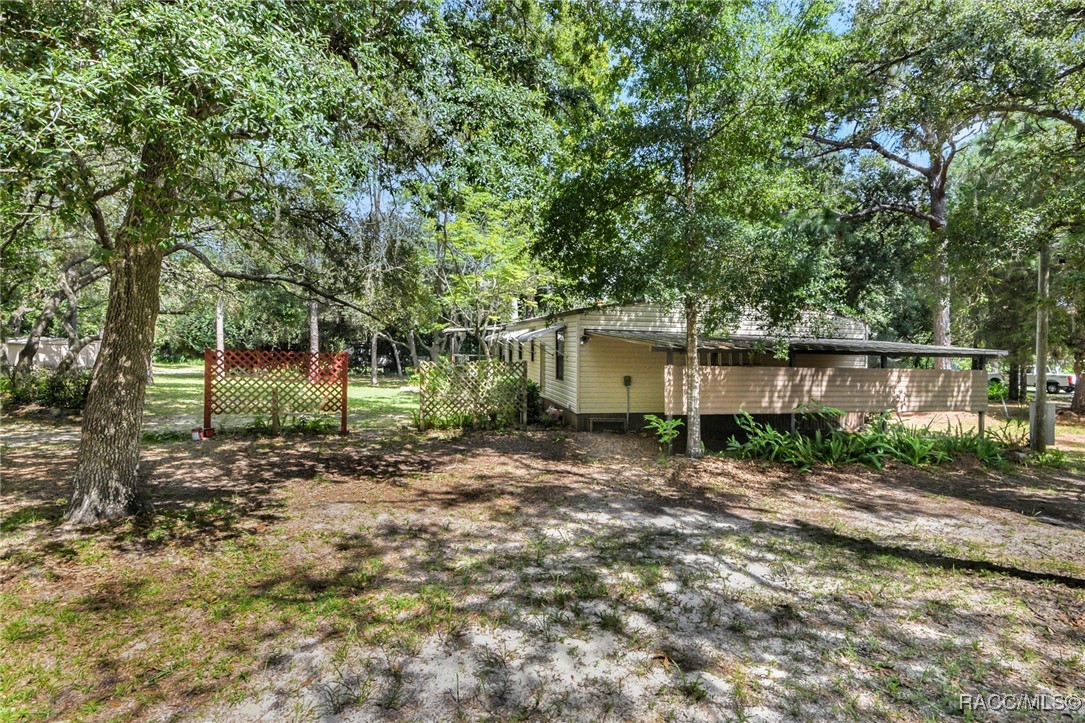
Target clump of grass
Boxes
[251,413,337,435]
[141,429,194,444]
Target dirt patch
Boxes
[2,430,1083,721]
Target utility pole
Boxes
[1031,242,1051,452]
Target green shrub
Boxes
[643,414,683,454]
[526,380,543,423]
[3,369,92,410]
[988,379,1009,402]
[726,412,1006,471]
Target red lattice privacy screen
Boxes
[203,350,349,435]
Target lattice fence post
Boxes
[339,351,348,434]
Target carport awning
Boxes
[583,328,1007,358]
[514,323,566,342]
[487,328,533,343]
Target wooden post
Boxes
[978,411,986,439]
[339,351,349,435]
[203,349,214,435]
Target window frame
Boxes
[555,331,565,380]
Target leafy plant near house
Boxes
[726,412,1007,471]
[526,380,544,424]
[986,419,1029,449]
[988,379,1010,402]
[643,414,684,455]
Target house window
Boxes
[530,340,535,362]
[518,343,523,361]
[555,331,565,380]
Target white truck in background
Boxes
[988,368,1076,394]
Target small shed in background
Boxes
[2,337,101,370]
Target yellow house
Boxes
[492,302,1005,434]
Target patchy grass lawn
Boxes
[143,362,416,431]
[1,364,417,447]
[2,425,1083,721]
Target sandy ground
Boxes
[6,426,1083,721]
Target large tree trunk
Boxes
[309,298,319,354]
[370,331,379,386]
[390,336,402,376]
[67,241,165,523]
[1031,242,1051,452]
[407,330,419,370]
[1072,357,1085,414]
[15,294,62,371]
[55,334,101,375]
[67,139,175,524]
[16,261,107,373]
[685,299,702,459]
[215,294,225,352]
[1008,361,1021,402]
[928,181,951,370]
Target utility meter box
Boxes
[1028,400,1058,446]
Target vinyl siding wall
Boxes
[664,367,988,415]
[535,317,577,411]
[578,335,670,414]
[503,302,872,417]
[793,353,867,369]
[579,302,686,333]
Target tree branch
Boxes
[838,203,943,226]
[983,103,1085,139]
[165,243,385,324]
[804,132,932,176]
[1,191,46,254]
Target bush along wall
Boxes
[725,411,1009,471]
[1,369,93,411]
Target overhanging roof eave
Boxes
[584,328,1007,358]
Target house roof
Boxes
[584,329,1007,358]
[505,301,864,331]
